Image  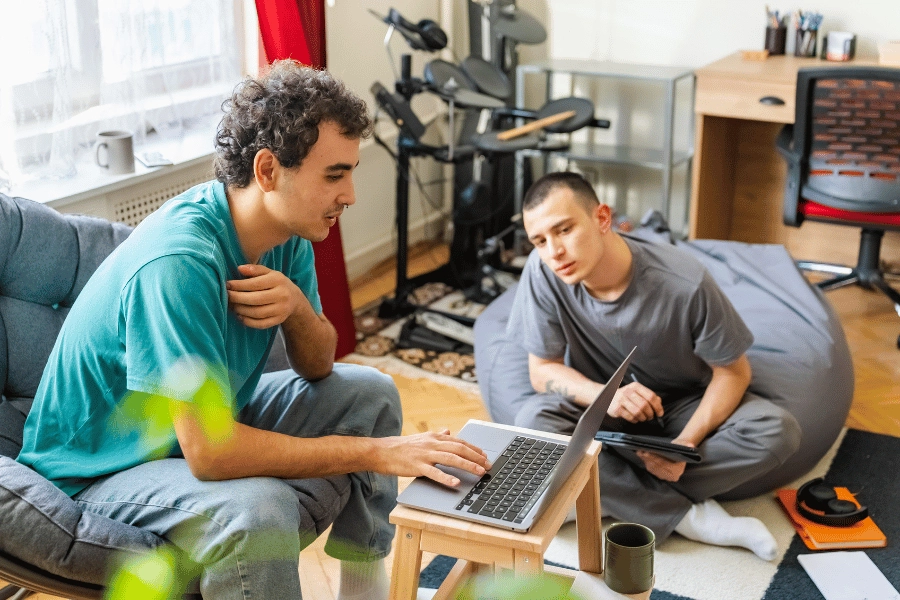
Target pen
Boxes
[630,373,665,430]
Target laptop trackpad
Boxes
[397,423,513,505]
[434,446,502,487]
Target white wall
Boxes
[540,0,898,66]
[325,0,451,280]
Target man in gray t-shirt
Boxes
[509,172,801,560]
[516,234,753,403]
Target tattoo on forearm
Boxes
[546,380,575,401]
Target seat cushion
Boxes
[0,457,163,585]
[473,285,532,427]
[801,199,900,229]
[0,193,132,423]
[0,398,26,458]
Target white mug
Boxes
[95,130,135,175]
[825,32,856,62]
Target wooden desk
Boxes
[689,52,900,266]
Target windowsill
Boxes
[11,104,446,211]
[10,114,220,211]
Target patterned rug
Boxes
[346,283,487,394]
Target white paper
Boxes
[798,552,899,600]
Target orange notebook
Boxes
[776,488,887,550]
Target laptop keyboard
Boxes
[454,436,565,524]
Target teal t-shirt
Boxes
[17,181,322,496]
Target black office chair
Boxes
[777,67,900,348]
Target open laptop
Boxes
[397,347,635,533]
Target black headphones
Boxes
[386,8,448,52]
[795,478,869,527]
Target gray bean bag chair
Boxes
[474,230,853,499]
[0,193,349,598]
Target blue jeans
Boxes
[73,363,402,599]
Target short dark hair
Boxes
[215,60,373,188]
[522,171,599,213]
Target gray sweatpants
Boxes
[514,391,801,541]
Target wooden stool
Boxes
[388,422,608,600]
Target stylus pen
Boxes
[631,373,665,430]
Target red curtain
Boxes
[255,0,357,359]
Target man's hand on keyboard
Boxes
[373,429,491,487]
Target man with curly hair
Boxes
[18,61,489,599]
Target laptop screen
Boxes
[529,347,635,517]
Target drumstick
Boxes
[496,110,577,141]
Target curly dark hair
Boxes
[215,60,372,188]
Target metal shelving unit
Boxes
[514,59,695,230]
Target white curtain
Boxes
[0,0,242,190]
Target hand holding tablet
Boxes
[594,431,702,463]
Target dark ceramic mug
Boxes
[604,522,655,594]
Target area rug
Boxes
[345,283,486,396]
[415,428,900,600]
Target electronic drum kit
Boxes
[417,52,603,207]
[415,39,604,159]
[373,4,596,144]
[369,4,611,316]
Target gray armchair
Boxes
[0,193,348,599]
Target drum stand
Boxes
[370,9,533,349]
[375,54,479,326]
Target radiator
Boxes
[110,162,215,227]
[54,159,215,227]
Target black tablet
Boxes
[594,431,702,463]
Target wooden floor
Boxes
[348,241,450,311]
[824,281,900,436]
[9,242,899,600]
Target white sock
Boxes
[337,558,388,600]
[674,499,778,561]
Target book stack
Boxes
[776,488,886,550]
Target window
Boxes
[0,0,244,187]
[2,1,55,85]
[98,0,227,81]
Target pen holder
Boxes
[765,26,787,55]
[795,29,818,57]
